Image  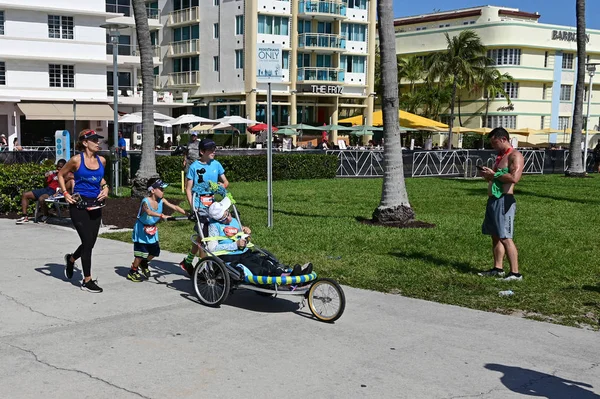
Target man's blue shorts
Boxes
[32,187,55,200]
[133,242,160,259]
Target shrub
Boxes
[157,154,337,183]
[0,163,48,213]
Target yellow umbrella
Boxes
[339,110,448,129]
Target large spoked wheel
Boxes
[193,257,230,307]
[307,278,345,323]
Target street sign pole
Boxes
[267,82,273,228]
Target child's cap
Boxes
[147,178,168,191]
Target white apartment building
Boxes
[0,0,377,147]
[394,5,600,146]
[160,0,377,143]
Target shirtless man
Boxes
[477,127,524,281]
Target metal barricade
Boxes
[327,150,384,177]
[411,150,469,177]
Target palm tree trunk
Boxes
[457,96,463,126]
[131,0,158,197]
[373,0,414,225]
[483,98,490,128]
[447,78,457,149]
[567,0,586,176]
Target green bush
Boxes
[0,163,48,213]
[156,154,337,183]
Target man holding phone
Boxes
[477,127,524,281]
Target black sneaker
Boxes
[81,279,103,293]
[477,268,505,277]
[127,269,143,283]
[140,260,151,279]
[64,254,75,280]
[180,259,194,278]
[291,263,313,276]
[501,272,523,281]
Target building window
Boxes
[544,51,548,68]
[540,116,545,130]
[48,15,74,39]
[106,0,130,16]
[213,56,219,72]
[257,15,289,36]
[172,57,199,73]
[416,27,427,31]
[496,82,519,99]
[0,11,4,35]
[282,50,289,69]
[0,61,5,85]
[560,84,572,101]
[213,23,219,39]
[562,53,574,69]
[347,0,367,9]
[213,0,219,5]
[341,55,366,73]
[542,84,546,100]
[487,49,521,66]
[486,115,516,129]
[558,116,570,130]
[341,23,366,41]
[235,15,244,35]
[49,64,74,88]
[235,49,244,69]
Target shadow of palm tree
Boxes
[485,363,600,398]
[583,284,600,294]
[389,251,480,274]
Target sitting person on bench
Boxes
[206,197,312,277]
[16,159,74,224]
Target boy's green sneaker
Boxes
[127,269,143,282]
[140,260,151,278]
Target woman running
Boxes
[58,129,109,293]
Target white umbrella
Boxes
[215,115,257,124]
[130,111,173,121]
[169,114,217,126]
[210,122,238,131]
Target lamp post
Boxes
[100,23,128,195]
[584,63,598,171]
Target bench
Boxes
[34,197,69,223]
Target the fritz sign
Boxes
[551,30,590,43]
[299,84,344,94]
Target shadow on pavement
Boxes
[36,263,82,286]
[485,364,600,398]
[114,260,195,296]
[223,289,301,314]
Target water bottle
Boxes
[499,290,514,297]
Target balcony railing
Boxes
[298,33,346,50]
[154,75,161,89]
[146,7,159,20]
[168,39,200,57]
[168,71,201,86]
[107,44,161,59]
[105,4,159,19]
[168,7,200,26]
[107,85,135,97]
[297,67,344,83]
[298,1,347,17]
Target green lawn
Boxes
[103,175,600,328]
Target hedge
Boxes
[0,162,51,213]
[0,157,130,213]
[156,154,338,183]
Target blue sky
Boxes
[393,1,600,30]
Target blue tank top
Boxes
[132,197,163,244]
[74,153,104,198]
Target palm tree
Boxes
[567,0,586,176]
[131,0,158,197]
[474,68,514,127]
[372,0,415,225]
[398,56,424,94]
[429,30,490,149]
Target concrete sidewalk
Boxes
[0,219,598,399]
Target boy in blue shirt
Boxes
[180,139,229,276]
[128,178,186,282]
